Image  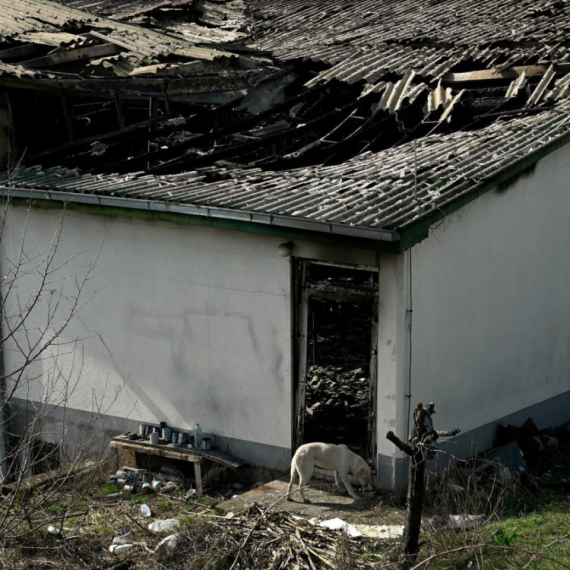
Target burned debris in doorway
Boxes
[305,304,373,457]
[296,262,378,461]
[2,0,570,183]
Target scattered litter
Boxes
[109,543,133,554]
[449,514,487,530]
[46,526,62,537]
[319,518,362,538]
[156,532,182,552]
[112,526,132,545]
[431,514,487,531]
[449,484,466,493]
[318,519,403,540]
[140,504,152,517]
[148,519,180,533]
[233,483,244,490]
[354,524,404,539]
[160,482,179,495]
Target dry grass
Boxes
[3,440,570,569]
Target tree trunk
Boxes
[403,447,426,563]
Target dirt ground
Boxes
[0,464,405,570]
[217,477,406,526]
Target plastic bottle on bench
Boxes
[194,423,203,450]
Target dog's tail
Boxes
[289,459,299,484]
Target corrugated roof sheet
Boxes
[250,0,570,87]
[3,99,570,234]
[0,0,237,61]
[1,0,570,242]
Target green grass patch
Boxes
[420,501,570,569]
[130,496,147,505]
[180,514,199,526]
[196,496,216,506]
[361,550,385,563]
[100,484,121,496]
[46,500,89,513]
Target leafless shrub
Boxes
[0,170,126,552]
[333,532,358,570]
[415,456,523,568]
[425,457,519,521]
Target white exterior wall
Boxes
[1,205,391,473]
[409,144,570,437]
[375,253,409,488]
[2,208,293,459]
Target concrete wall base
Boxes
[377,389,570,489]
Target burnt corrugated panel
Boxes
[249,0,570,87]
[0,0,237,62]
[55,0,246,23]
[3,99,570,233]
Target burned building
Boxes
[1,0,570,488]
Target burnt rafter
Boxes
[1,0,570,179]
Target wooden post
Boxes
[148,96,158,169]
[60,91,75,143]
[193,461,203,496]
[0,90,13,170]
[402,447,426,560]
[387,413,460,568]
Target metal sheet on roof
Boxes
[3,100,570,234]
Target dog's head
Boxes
[355,461,372,490]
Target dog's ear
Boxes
[356,467,368,481]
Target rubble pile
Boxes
[304,304,372,448]
[159,505,392,569]
[305,365,370,446]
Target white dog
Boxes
[287,443,371,503]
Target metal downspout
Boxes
[0,275,7,483]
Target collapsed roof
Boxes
[1,0,570,247]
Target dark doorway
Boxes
[294,260,378,465]
[304,299,373,457]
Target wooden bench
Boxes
[110,435,245,495]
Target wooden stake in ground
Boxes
[386,402,460,567]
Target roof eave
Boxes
[0,187,401,250]
[397,117,570,252]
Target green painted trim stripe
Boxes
[8,196,401,253]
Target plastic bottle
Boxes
[194,423,203,450]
